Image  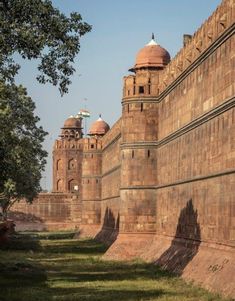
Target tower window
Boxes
[127,104,129,113]
[132,150,134,158]
[96,179,99,184]
[147,150,150,158]
[139,86,144,94]
[141,103,143,112]
[128,90,130,95]
[91,144,94,149]
[68,158,75,170]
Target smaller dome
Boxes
[63,116,82,128]
[89,116,110,136]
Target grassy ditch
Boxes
[0,232,232,301]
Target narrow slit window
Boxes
[139,86,144,94]
[148,150,150,158]
[141,103,143,112]
[132,150,134,158]
[127,104,129,113]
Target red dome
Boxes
[89,116,110,136]
[130,38,170,71]
[63,116,81,128]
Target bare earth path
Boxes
[0,232,232,301]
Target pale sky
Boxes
[15,0,221,190]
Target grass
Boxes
[0,232,232,301]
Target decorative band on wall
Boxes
[102,133,121,151]
[81,175,102,179]
[101,195,120,201]
[120,96,235,149]
[120,168,235,190]
[102,165,121,178]
[122,97,158,104]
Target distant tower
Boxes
[52,116,83,193]
[80,116,110,235]
[120,36,170,234]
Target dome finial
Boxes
[99,113,101,118]
[152,33,155,40]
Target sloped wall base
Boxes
[102,233,235,298]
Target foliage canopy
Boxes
[0,0,92,94]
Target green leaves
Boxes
[0,0,92,95]
[0,82,48,218]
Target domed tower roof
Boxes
[88,115,110,136]
[60,115,83,140]
[129,34,170,72]
[63,116,82,129]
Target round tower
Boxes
[52,116,83,193]
[80,116,110,236]
[120,36,170,235]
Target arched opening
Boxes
[56,159,62,171]
[68,179,78,192]
[68,158,76,170]
[57,179,62,192]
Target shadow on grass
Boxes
[47,259,173,283]
[43,239,108,255]
[49,287,166,301]
[0,232,230,301]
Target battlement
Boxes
[53,139,83,150]
[82,137,102,151]
[158,0,234,93]
[122,70,161,99]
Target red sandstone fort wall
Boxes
[10,193,82,231]
[97,119,122,243]
[155,12,235,246]
[104,1,235,296]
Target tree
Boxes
[0,82,48,220]
[0,0,92,95]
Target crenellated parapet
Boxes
[158,0,235,93]
[54,139,83,150]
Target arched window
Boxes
[68,179,77,192]
[56,159,62,171]
[57,179,62,191]
[68,158,75,170]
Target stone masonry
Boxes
[11,0,235,297]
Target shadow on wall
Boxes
[95,207,120,246]
[155,199,201,275]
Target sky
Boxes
[15,0,221,191]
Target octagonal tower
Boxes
[52,116,83,193]
[120,36,170,241]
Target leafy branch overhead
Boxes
[0,0,92,95]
